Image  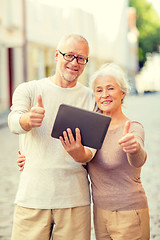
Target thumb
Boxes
[123,120,130,136]
[37,95,44,108]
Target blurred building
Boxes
[26,1,98,86]
[127,7,139,94]
[0,0,138,114]
[96,0,129,70]
[0,0,98,113]
[135,53,160,94]
[0,0,24,113]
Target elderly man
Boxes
[8,34,96,240]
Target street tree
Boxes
[129,0,160,68]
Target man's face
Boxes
[55,38,89,84]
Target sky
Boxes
[147,0,160,16]
[38,0,160,16]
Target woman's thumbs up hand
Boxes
[118,120,139,154]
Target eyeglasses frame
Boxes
[58,50,88,65]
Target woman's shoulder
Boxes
[129,121,145,139]
[130,121,144,129]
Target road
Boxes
[0,92,160,240]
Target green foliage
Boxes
[129,0,160,67]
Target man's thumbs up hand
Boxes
[19,95,45,131]
[29,95,45,128]
[37,94,44,108]
[118,120,139,154]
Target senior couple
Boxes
[8,33,150,240]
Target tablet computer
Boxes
[51,104,111,149]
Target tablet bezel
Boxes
[51,104,111,149]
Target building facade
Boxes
[0,0,24,113]
[0,0,133,114]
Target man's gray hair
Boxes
[57,33,89,51]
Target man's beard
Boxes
[60,69,79,82]
[63,73,78,82]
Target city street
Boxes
[0,92,160,240]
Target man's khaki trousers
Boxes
[11,205,91,240]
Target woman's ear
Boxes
[121,91,125,103]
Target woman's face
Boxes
[94,75,125,116]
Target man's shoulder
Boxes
[77,82,93,93]
[16,78,48,90]
[16,79,36,88]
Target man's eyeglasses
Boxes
[58,50,88,65]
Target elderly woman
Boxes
[17,63,150,240]
[87,63,150,240]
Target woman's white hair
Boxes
[89,63,130,95]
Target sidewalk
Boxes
[0,113,96,240]
[0,111,9,129]
[1,93,160,239]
